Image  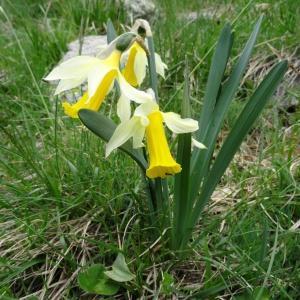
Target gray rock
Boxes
[180,6,229,22]
[124,0,156,21]
[53,35,107,103]
[277,91,299,113]
[62,35,107,61]
[255,3,271,11]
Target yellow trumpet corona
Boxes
[146,111,181,178]
[121,41,167,87]
[122,42,143,87]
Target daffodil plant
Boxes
[45,18,287,252]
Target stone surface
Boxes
[255,3,271,11]
[124,0,156,21]
[62,35,107,61]
[276,89,299,113]
[179,6,229,22]
[61,0,157,62]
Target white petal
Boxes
[44,56,102,81]
[192,138,207,149]
[54,78,86,95]
[146,88,156,100]
[155,53,167,79]
[87,63,113,97]
[134,100,158,118]
[120,50,129,68]
[134,48,147,85]
[106,117,140,157]
[162,112,199,134]
[139,115,150,127]
[132,124,145,148]
[118,73,153,104]
[117,93,131,122]
[97,38,118,59]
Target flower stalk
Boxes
[144,28,170,224]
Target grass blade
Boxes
[190,16,263,202]
[78,109,147,170]
[190,60,288,226]
[0,259,43,288]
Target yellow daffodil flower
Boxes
[121,41,167,87]
[44,33,152,118]
[121,18,167,87]
[106,98,200,178]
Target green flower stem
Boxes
[142,147,157,213]
[142,172,156,224]
[146,36,159,101]
[146,35,169,224]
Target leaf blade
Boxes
[104,253,135,282]
[196,23,233,142]
[190,16,263,202]
[172,61,192,250]
[190,60,288,226]
[78,264,120,296]
[107,19,117,43]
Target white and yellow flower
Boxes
[121,41,167,87]
[44,33,152,118]
[106,98,199,178]
[121,18,167,87]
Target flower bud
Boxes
[115,32,137,52]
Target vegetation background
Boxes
[0,0,299,299]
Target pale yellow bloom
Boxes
[121,41,167,87]
[106,98,199,178]
[44,34,152,118]
[62,50,120,118]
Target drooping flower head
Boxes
[120,20,167,87]
[44,33,152,118]
[106,96,200,178]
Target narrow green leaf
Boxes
[196,23,233,142]
[190,60,287,226]
[172,61,192,250]
[104,253,135,282]
[107,19,117,43]
[190,16,263,202]
[78,109,147,170]
[78,264,120,296]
